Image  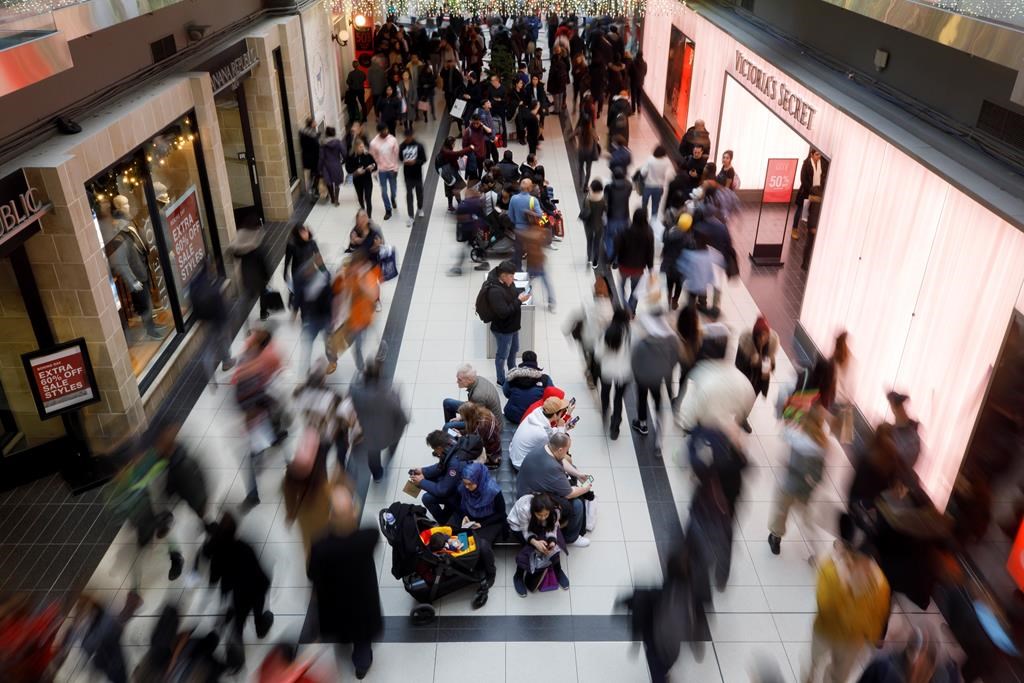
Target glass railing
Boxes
[911,0,1024,30]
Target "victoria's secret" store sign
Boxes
[733,50,817,131]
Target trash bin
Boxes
[485,272,535,359]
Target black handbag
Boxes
[260,289,285,312]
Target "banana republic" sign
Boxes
[733,50,817,131]
[0,170,51,255]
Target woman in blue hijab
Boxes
[456,462,506,589]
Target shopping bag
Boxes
[379,245,399,281]
[538,567,559,592]
[327,325,350,356]
[417,99,430,112]
[261,289,285,313]
[494,133,505,149]
[450,99,467,118]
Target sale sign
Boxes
[762,158,799,204]
[22,339,100,419]
[163,186,206,287]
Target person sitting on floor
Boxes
[456,401,503,467]
[510,395,571,469]
[454,462,505,587]
[442,363,503,428]
[515,431,591,547]
[502,350,553,422]
[520,385,567,423]
[511,492,571,596]
[409,430,465,524]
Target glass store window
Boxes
[86,112,219,384]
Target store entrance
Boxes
[215,81,264,229]
[712,74,832,355]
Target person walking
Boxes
[346,138,377,217]
[631,287,684,456]
[607,89,631,147]
[604,166,632,265]
[293,246,335,377]
[596,309,632,440]
[547,45,570,114]
[416,62,436,122]
[522,216,555,313]
[345,60,367,121]
[350,360,408,481]
[640,146,675,218]
[805,521,891,683]
[189,260,234,378]
[318,127,345,206]
[437,135,471,212]
[369,124,399,221]
[629,50,647,113]
[298,117,321,199]
[572,113,600,191]
[735,315,780,400]
[225,226,273,323]
[307,485,382,681]
[478,260,529,385]
[767,404,829,556]
[579,179,606,268]
[283,223,322,319]
[333,248,380,373]
[661,212,693,311]
[399,127,426,226]
[614,208,654,313]
[367,54,388,114]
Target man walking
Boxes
[369,124,399,221]
[399,127,426,226]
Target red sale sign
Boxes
[22,339,100,418]
[762,158,799,204]
[163,186,206,287]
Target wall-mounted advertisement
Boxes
[663,28,695,138]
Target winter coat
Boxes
[350,380,408,453]
[779,426,827,501]
[630,331,681,389]
[308,528,383,643]
[318,137,345,186]
[284,235,321,283]
[226,228,272,298]
[604,178,632,220]
[502,365,553,423]
[484,269,523,334]
[547,57,569,95]
[607,62,627,97]
[735,329,780,397]
[299,127,320,172]
[678,359,756,432]
[596,334,632,384]
[580,194,606,244]
[615,226,654,272]
[661,227,693,275]
[204,532,270,610]
[813,553,890,645]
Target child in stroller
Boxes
[380,502,492,622]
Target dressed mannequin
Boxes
[108,194,164,338]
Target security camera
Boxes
[186,24,209,43]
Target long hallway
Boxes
[49,94,959,682]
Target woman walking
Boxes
[596,309,632,440]
[345,138,376,217]
[614,208,655,313]
[318,127,344,206]
[573,113,599,191]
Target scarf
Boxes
[459,462,502,519]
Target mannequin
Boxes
[108,194,163,338]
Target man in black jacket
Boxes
[679,144,708,198]
[409,430,465,523]
[345,62,367,121]
[482,260,529,385]
[604,167,632,263]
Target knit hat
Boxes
[543,396,569,415]
[753,316,770,339]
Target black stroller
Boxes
[380,502,489,623]
[470,213,516,265]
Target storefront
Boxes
[642,4,1024,512]
[0,15,314,464]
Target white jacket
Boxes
[581,297,614,351]
[596,335,632,383]
[678,359,756,432]
[509,408,556,468]
[507,493,534,538]
[642,156,676,188]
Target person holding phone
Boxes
[515,432,592,547]
[735,315,779,403]
[510,493,570,596]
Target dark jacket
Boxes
[631,333,682,389]
[299,127,320,172]
[661,226,693,275]
[226,228,272,298]
[419,443,466,500]
[378,94,403,125]
[607,62,627,97]
[307,529,383,643]
[615,225,654,272]
[164,445,208,520]
[679,126,711,159]
[346,68,366,95]
[484,269,522,334]
[204,531,270,609]
[796,156,830,203]
[604,177,633,220]
[318,137,345,185]
[284,235,320,283]
[547,57,569,95]
[350,379,408,453]
[441,66,464,99]
[502,364,553,422]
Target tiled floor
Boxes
[44,47,960,682]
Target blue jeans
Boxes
[379,170,397,212]
[528,268,555,308]
[493,330,519,385]
[564,498,585,543]
[300,313,335,376]
[442,397,463,424]
[642,186,664,217]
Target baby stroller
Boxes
[380,502,490,623]
[470,212,516,265]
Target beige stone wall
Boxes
[278,15,313,187]
[240,27,295,222]
[188,72,238,255]
[5,72,236,454]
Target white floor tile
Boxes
[506,642,577,682]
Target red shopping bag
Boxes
[494,133,506,149]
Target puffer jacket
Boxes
[502,365,553,422]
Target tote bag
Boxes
[450,99,467,118]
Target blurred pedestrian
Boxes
[678,324,756,434]
[349,360,408,481]
[318,127,345,206]
[225,226,273,323]
[615,208,654,313]
[767,404,829,557]
[631,282,685,457]
[805,523,890,683]
[579,179,606,268]
[299,117,321,198]
[735,315,779,399]
[307,485,382,680]
[189,259,234,379]
[596,309,632,440]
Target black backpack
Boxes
[475,280,498,323]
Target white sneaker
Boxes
[417,209,424,218]
[571,536,591,548]
[407,218,414,228]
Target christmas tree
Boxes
[487,42,517,83]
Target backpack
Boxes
[450,434,484,461]
[475,279,499,323]
[189,270,224,321]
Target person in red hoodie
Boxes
[521,386,566,423]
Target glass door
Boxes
[215,81,264,228]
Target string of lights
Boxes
[325,0,678,19]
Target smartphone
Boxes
[586,475,595,484]
[567,415,581,429]
[568,396,576,409]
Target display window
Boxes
[86,112,219,384]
